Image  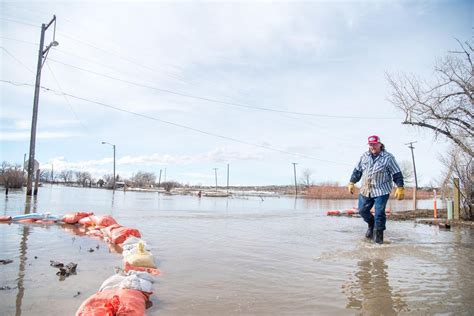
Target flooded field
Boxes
[1,186,473,315]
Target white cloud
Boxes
[0,131,76,141]
[118,147,264,165]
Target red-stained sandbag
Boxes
[86,228,104,238]
[102,224,122,238]
[75,288,148,316]
[78,216,95,227]
[17,218,37,223]
[35,219,57,224]
[110,226,141,245]
[124,261,161,276]
[0,216,12,222]
[62,212,93,224]
[91,215,118,228]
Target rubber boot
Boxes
[365,217,375,239]
[374,230,384,244]
[365,223,374,239]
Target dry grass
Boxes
[306,185,434,199]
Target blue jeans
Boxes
[358,194,389,231]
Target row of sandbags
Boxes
[62,212,160,316]
[61,212,142,246]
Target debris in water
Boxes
[51,261,78,280]
[0,286,12,290]
[34,256,38,259]
[96,244,100,249]
[50,260,64,268]
[0,259,13,265]
[73,291,81,298]
[88,248,94,253]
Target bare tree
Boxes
[162,181,180,192]
[299,168,315,188]
[59,170,74,183]
[132,171,156,188]
[39,170,51,183]
[387,39,473,157]
[75,171,92,187]
[399,160,414,186]
[438,146,473,219]
[0,162,25,192]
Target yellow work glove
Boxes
[348,182,355,194]
[395,187,404,200]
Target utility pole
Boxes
[101,142,116,191]
[292,162,298,196]
[51,162,54,183]
[113,145,116,190]
[226,163,229,193]
[213,168,218,191]
[405,141,418,210]
[23,153,26,177]
[26,15,58,196]
[164,168,167,182]
[158,169,162,187]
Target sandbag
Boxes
[109,226,141,245]
[122,237,151,258]
[75,288,148,316]
[62,212,93,224]
[102,224,122,239]
[124,262,161,276]
[78,216,95,227]
[124,242,156,268]
[17,218,37,223]
[86,228,104,238]
[0,216,12,222]
[98,271,154,294]
[91,215,118,228]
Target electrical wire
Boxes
[0,79,352,166]
[0,36,38,46]
[45,62,89,130]
[2,14,399,121]
[48,58,399,120]
[0,17,39,28]
[1,46,35,73]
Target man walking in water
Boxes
[348,135,405,244]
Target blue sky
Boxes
[1,0,472,186]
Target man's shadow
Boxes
[344,259,407,315]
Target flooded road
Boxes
[1,186,473,315]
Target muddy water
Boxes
[0,186,473,315]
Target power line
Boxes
[0,17,39,28]
[1,46,35,73]
[48,58,399,120]
[45,62,88,130]
[0,79,352,166]
[0,36,38,46]
[57,33,193,86]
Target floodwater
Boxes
[0,186,473,315]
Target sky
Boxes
[0,0,472,187]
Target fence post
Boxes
[453,178,460,220]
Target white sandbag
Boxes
[98,271,154,293]
[124,242,156,268]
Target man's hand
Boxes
[348,182,355,194]
[395,187,404,200]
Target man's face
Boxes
[369,143,382,155]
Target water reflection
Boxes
[110,191,115,214]
[15,225,30,316]
[345,259,407,314]
[23,195,38,214]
